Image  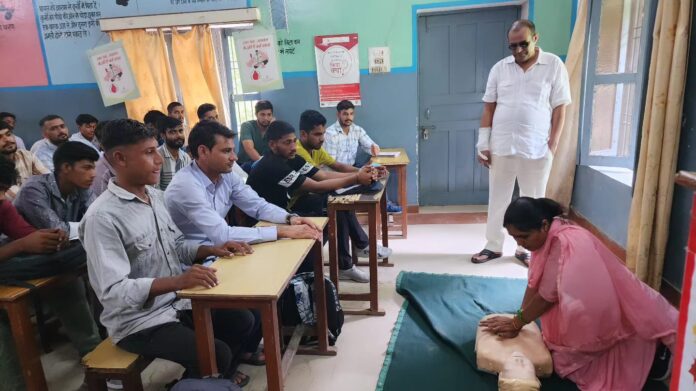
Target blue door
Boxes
[418,6,519,205]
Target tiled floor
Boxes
[43,222,527,391]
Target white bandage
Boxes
[476,127,491,153]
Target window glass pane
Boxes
[589,83,635,157]
[596,0,645,74]
[227,36,258,134]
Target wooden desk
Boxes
[327,177,389,316]
[0,274,79,391]
[371,148,410,239]
[178,217,333,391]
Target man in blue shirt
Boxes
[165,120,321,247]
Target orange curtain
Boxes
[171,25,226,131]
[109,29,176,122]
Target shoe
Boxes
[106,379,124,390]
[649,343,672,381]
[386,202,402,214]
[355,244,392,259]
[338,265,370,283]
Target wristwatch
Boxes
[286,213,299,224]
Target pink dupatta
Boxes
[529,219,677,378]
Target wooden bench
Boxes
[82,338,151,391]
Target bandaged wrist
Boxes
[476,127,491,152]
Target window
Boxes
[221,30,260,135]
[579,0,656,170]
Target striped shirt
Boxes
[157,145,191,191]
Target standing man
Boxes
[0,112,26,150]
[0,120,48,200]
[31,114,70,171]
[69,114,100,152]
[156,116,190,191]
[472,20,570,266]
[237,100,274,173]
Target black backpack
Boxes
[279,272,344,346]
[0,242,86,287]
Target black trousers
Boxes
[118,308,261,378]
[292,193,369,270]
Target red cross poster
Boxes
[314,33,360,107]
[672,193,696,389]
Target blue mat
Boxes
[376,272,666,391]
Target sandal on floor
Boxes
[471,249,502,264]
[233,371,250,387]
[515,251,530,267]
[240,350,266,366]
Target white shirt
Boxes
[69,132,101,151]
[323,121,376,165]
[480,49,571,159]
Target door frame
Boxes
[414,0,532,206]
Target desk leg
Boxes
[327,204,339,292]
[5,297,48,391]
[398,165,408,239]
[260,300,283,391]
[379,190,393,267]
[191,301,217,376]
[368,204,379,313]
[312,241,330,354]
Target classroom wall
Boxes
[0,0,574,205]
[662,3,696,291]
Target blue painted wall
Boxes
[0,87,126,146]
[571,165,632,247]
[662,3,696,290]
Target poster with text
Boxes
[88,41,139,106]
[233,29,283,93]
[314,33,360,107]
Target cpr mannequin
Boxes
[475,314,553,378]
[498,352,540,391]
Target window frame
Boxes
[578,0,657,169]
[221,28,261,135]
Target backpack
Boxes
[169,378,241,391]
[0,242,86,287]
[279,272,344,346]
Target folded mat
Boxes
[375,272,667,391]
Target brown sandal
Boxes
[471,249,502,264]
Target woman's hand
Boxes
[480,316,522,339]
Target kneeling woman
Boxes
[481,197,677,390]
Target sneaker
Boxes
[338,265,370,283]
[386,202,402,214]
[354,244,392,259]
[648,343,673,381]
[107,379,124,390]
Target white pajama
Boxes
[484,151,553,252]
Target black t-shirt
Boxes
[247,153,319,209]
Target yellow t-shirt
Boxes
[295,141,336,168]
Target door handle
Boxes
[420,125,435,140]
[425,108,431,119]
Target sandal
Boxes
[471,249,502,264]
[233,371,250,387]
[515,251,530,268]
[240,350,266,366]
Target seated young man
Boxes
[246,120,392,283]
[237,100,274,173]
[156,116,190,191]
[197,103,220,123]
[295,110,360,173]
[0,120,49,200]
[90,121,117,199]
[69,114,100,152]
[80,119,261,386]
[15,141,98,240]
[164,120,321,248]
[143,110,167,146]
[0,155,100,391]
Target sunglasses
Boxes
[508,41,530,50]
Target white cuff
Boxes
[68,222,80,241]
[476,127,492,152]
